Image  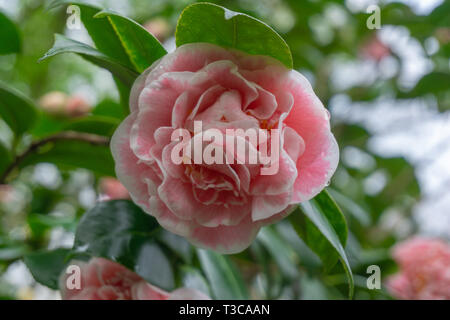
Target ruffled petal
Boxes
[111,115,161,212]
[283,71,339,203]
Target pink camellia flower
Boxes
[60,257,210,300]
[111,43,338,253]
[65,95,91,117]
[360,35,390,62]
[99,177,130,200]
[387,237,450,300]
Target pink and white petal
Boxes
[290,128,338,203]
[158,175,249,227]
[130,88,179,161]
[187,85,227,122]
[171,91,196,128]
[131,281,170,300]
[149,196,193,237]
[283,71,339,203]
[250,151,298,195]
[201,61,259,107]
[96,286,123,300]
[67,287,99,300]
[189,216,261,254]
[244,86,277,120]
[283,127,305,164]
[129,60,160,113]
[162,142,188,179]
[192,187,219,205]
[111,115,160,212]
[240,64,290,93]
[168,288,211,300]
[95,258,141,285]
[252,192,292,221]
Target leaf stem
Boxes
[0,131,110,184]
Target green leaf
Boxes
[175,3,293,68]
[73,200,175,291]
[0,141,12,177]
[64,115,119,137]
[0,82,38,136]
[314,190,348,247]
[94,10,167,73]
[399,72,450,98]
[48,0,134,70]
[257,227,299,279]
[19,139,114,177]
[24,248,71,289]
[157,231,192,264]
[328,188,371,227]
[0,244,29,261]
[39,34,138,88]
[180,266,211,296]
[196,249,248,299]
[49,1,166,73]
[289,190,354,298]
[0,11,21,55]
[27,213,75,238]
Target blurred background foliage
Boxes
[0,0,449,300]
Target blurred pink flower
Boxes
[0,184,15,204]
[143,18,170,42]
[60,258,210,300]
[38,91,91,118]
[66,95,91,117]
[360,35,390,62]
[387,237,450,300]
[99,177,130,200]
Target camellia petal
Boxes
[111,43,339,253]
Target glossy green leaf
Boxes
[176,3,293,68]
[48,0,134,70]
[289,190,354,298]
[0,82,38,135]
[328,188,371,227]
[19,139,114,176]
[39,34,138,88]
[314,190,348,247]
[64,115,119,137]
[94,10,167,73]
[27,213,75,238]
[0,11,21,55]
[0,141,12,177]
[197,249,248,300]
[399,72,450,98]
[31,113,68,138]
[157,231,192,264]
[180,266,211,296]
[49,1,166,73]
[92,98,126,120]
[0,243,29,261]
[73,200,175,291]
[24,248,71,289]
[257,227,299,279]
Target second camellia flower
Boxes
[111,43,339,253]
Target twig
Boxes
[0,131,110,184]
